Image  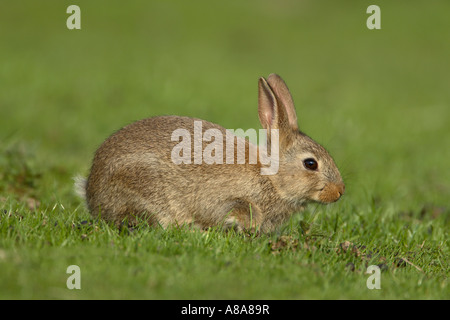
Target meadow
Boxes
[0,1,448,299]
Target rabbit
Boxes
[77,74,344,233]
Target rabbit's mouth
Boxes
[316,183,345,203]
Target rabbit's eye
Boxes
[303,158,318,171]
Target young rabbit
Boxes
[78,74,344,233]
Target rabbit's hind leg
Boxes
[223,201,263,234]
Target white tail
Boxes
[73,175,87,200]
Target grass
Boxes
[0,0,449,299]
[0,196,447,299]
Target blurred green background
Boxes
[0,0,449,299]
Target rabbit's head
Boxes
[258,74,344,206]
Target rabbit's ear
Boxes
[258,77,278,131]
[258,76,296,148]
[266,74,298,131]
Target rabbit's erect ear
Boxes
[258,77,278,130]
[266,74,298,131]
[258,75,297,148]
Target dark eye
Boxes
[303,158,318,171]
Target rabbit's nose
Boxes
[337,183,345,197]
[318,182,345,203]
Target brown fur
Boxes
[81,74,344,233]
